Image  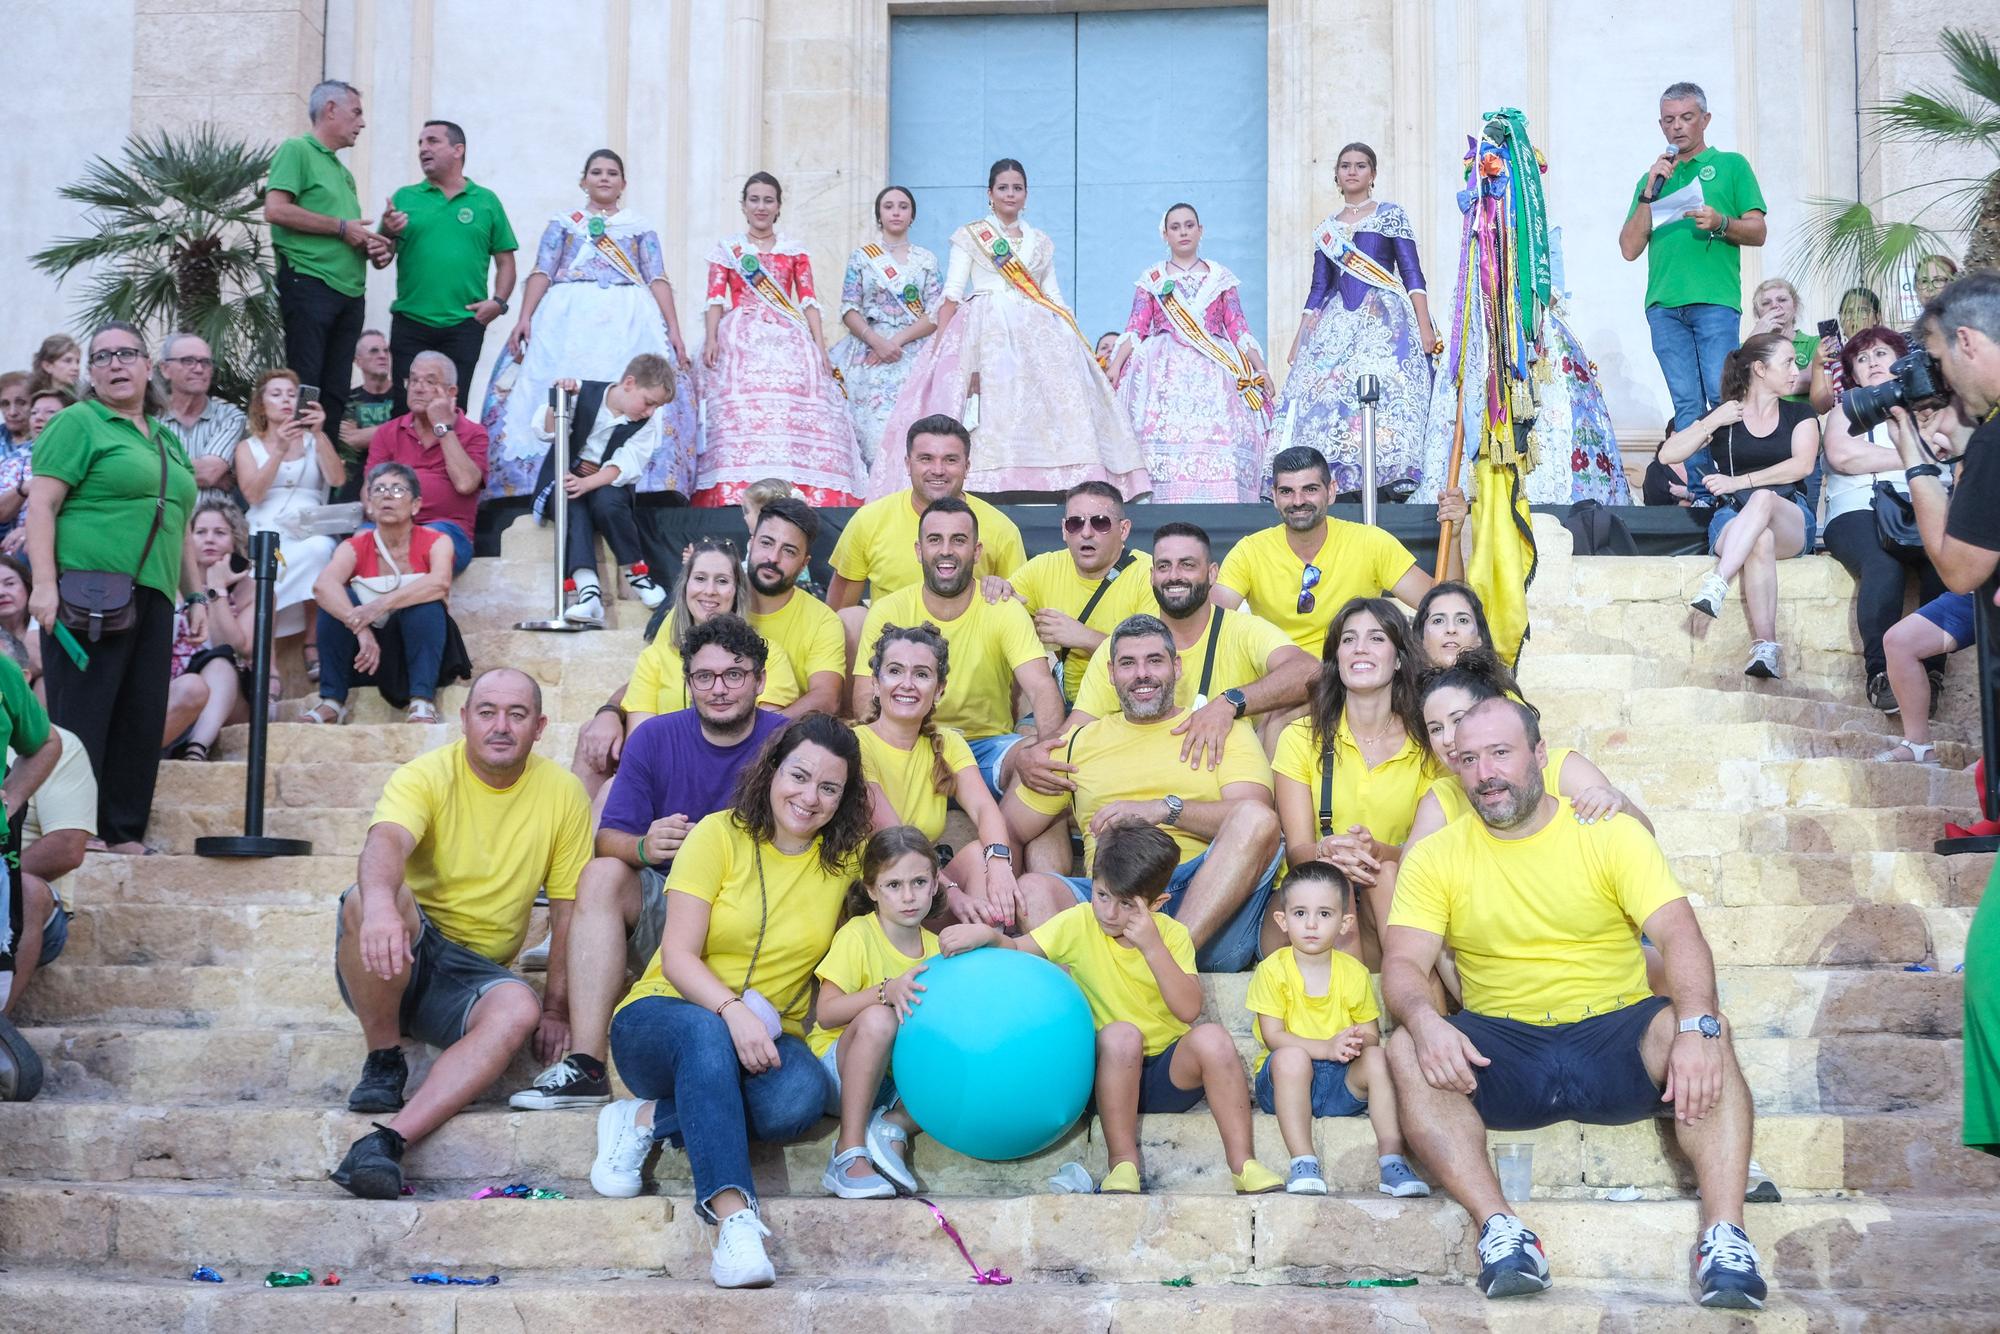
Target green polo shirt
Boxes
[388,178,519,328]
[31,401,197,600]
[1786,331,1821,405]
[1629,147,1766,312]
[0,653,50,792]
[268,134,366,297]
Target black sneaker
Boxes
[508,1055,611,1110]
[1868,672,1900,715]
[1928,670,1945,719]
[347,1046,408,1113]
[1476,1213,1552,1299]
[1692,1221,1767,1309]
[330,1122,406,1199]
[0,1013,44,1103]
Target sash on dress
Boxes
[569,211,647,288]
[1139,262,1267,412]
[1314,216,1412,302]
[966,220,1091,352]
[861,243,927,320]
[723,236,846,397]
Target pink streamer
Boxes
[917,1197,1012,1286]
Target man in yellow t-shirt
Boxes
[1004,614,1282,972]
[744,497,846,718]
[330,668,592,1201]
[852,498,1063,799]
[1214,445,1430,654]
[997,481,1155,704]
[1380,697,1764,1310]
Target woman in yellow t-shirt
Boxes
[596,714,872,1287]
[1272,598,1437,964]
[572,539,750,800]
[857,622,1023,928]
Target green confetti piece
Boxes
[1159,1275,1194,1288]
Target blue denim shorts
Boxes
[963,733,1024,801]
[333,885,531,1048]
[1062,844,1282,972]
[817,1032,897,1116]
[1137,1038,1206,1113]
[38,907,69,967]
[1254,1055,1367,1117]
[1917,590,1976,646]
[1706,493,1817,557]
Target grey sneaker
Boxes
[1744,641,1783,679]
[1745,1158,1781,1203]
[1867,673,1900,715]
[1285,1156,1328,1195]
[1378,1158,1432,1198]
[1689,572,1729,618]
[822,1146,895,1200]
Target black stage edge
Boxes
[476,497,1713,596]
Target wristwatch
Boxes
[1222,687,1248,719]
[1905,463,1943,482]
[983,843,1012,863]
[1678,1014,1723,1039]
[1161,794,1184,827]
[431,419,450,439]
[491,297,510,315]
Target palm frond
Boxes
[1874,29,2000,153]
[1941,27,2000,110]
[1792,198,1960,293]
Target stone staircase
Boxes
[3,513,1997,1329]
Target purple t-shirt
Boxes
[600,708,787,839]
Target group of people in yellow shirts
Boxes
[324,417,1771,1311]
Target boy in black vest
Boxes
[532,353,674,626]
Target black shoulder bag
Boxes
[1055,551,1138,699]
[57,426,170,643]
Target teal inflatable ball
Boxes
[891,949,1095,1161]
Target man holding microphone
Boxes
[1619,82,1767,433]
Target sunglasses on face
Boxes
[1297,563,1322,616]
[1064,513,1115,535]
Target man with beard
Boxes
[993,481,1156,706]
[331,669,592,1198]
[1215,445,1430,653]
[1382,697,1765,1310]
[1005,615,1282,971]
[510,616,788,1111]
[744,496,845,719]
[853,498,1061,800]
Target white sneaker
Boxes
[565,590,606,626]
[710,1207,776,1288]
[590,1098,652,1198]
[628,570,667,609]
[1745,1157,1781,1203]
[516,935,550,971]
[1689,572,1729,619]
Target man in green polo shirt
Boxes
[1618,81,1767,435]
[264,79,389,438]
[380,120,519,413]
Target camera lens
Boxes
[1842,379,1904,433]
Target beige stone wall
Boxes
[131,0,322,141]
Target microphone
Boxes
[1639,144,1678,205]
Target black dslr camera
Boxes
[1842,349,1953,432]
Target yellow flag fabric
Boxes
[1467,453,1536,670]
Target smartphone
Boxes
[1817,320,1846,394]
[228,552,250,575]
[298,384,321,409]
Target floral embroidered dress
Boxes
[692,234,862,508]
[478,207,698,499]
[240,436,337,638]
[828,241,943,472]
[1269,202,1432,497]
[868,216,1150,499]
[1112,258,1270,502]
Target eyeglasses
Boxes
[1297,563,1322,616]
[369,484,413,498]
[87,347,146,367]
[164,356,214,369]
[688,667,754,690]
[1063,513,1116,535]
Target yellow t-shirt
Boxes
[1029,902,1196,1056]
[1008,548,1156,701]
[368,742,593,963]
[624,627,803,716]
[1272,715,1440,847]
[1426,747,1574,826]
[1388,798,1685,1025]
[830,490,1027,599]
[616,810,852,1037]
[855,585,1045,740]
[1019,710,1273,868]
[1217,521,1419,653]
[857,723,978,842]
[1069,604,1292,720]
[808,913,942,1056]
[1245,946,1380,1072]
[748,590,846,710]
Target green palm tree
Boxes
[1797,26,2000,298]
[31,126,282,403]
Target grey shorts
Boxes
[334,885,533,1048]
[626,866,670,977]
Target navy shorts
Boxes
[1254,1056,1368,1118]
[1137,1038,1206,1113]
[1917,590,1976,647]
[1447,995,1672,1131]
[333,885,532,1048]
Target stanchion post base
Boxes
[513,619,593,632]
[1935,835,2000,857]
[195,835,315,858]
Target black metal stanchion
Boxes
[196,529,312,858]
[1357,374,1380,528]
[1937,578,2000,856]
[517,383,588,634]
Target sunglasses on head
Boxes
[1297,563,1322,616]
[1063,513,1115,535]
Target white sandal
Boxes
[299,699,349,725]
[405,699,440,724]
[1876,741,1937,764]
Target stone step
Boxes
[4,1180,1996,1295]
[1648,806,1976,858]
[5,1096,1993,1200]
[1579,719,1981,770]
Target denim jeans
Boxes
[611,994,831,1221]
[317,595,448,704]
[425,521,474,574]
[1646,302,1741,431]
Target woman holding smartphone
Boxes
[236,368,344,672]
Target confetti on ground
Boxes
[916,1198,1011,1285]
[189,1266,222,1283]
[409,1272,501,1286]
[1160,1275,1195,1288]
[263,1270,312,1288]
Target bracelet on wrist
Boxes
[595,701,627,721]
[878,981,890,1007]
[1906,463,1943,482]
[716,995,744,1019]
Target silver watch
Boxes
[1161,794,1184,827]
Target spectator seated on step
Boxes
[362,350,487,574]
[1002,613,1283,973]
[329,668,592,1199]
[511,614,787,1112]
[1380,697,1768,1311]
[304,462,472,726]
[0,652,67,1021]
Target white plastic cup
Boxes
[1492,1142,1533,1201]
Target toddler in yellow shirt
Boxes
[1249,863,1429,1198]
[942,824,1283,1195]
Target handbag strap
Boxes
[132,424,171,582]
[1055,551,1138,685]
[1193,605,1227,700]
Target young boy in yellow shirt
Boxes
[1249,863,1429,1197]
[942,824,1283,1194]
